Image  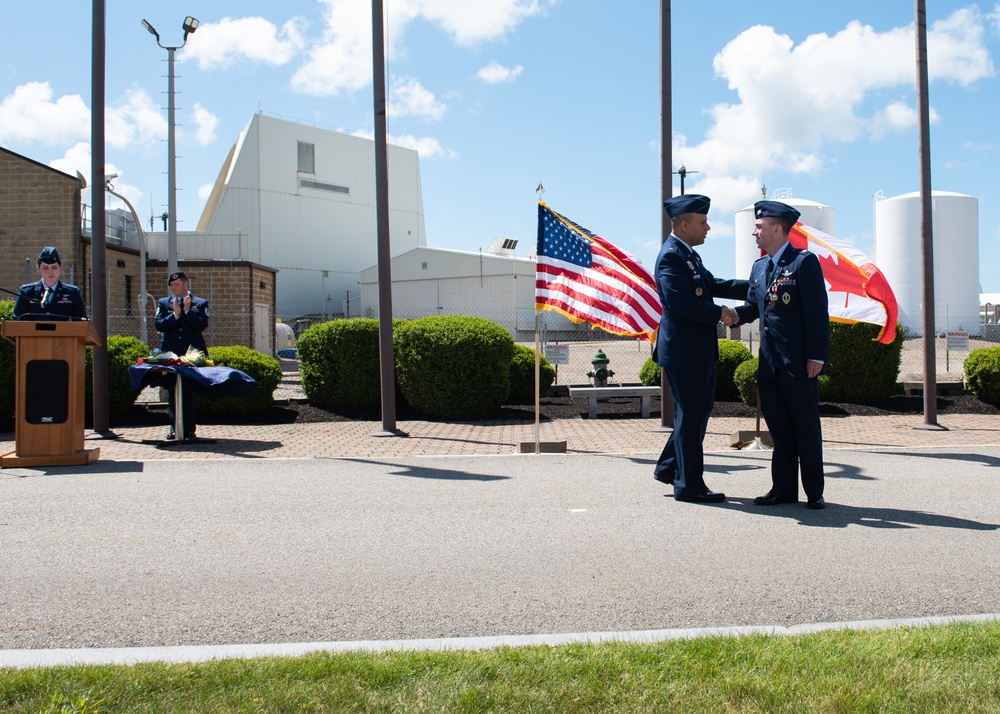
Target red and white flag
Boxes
[535,202,661,341]
[790,223,899,344]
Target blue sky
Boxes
[3,1,999,291]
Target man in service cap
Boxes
[154,270,210,440]
[13,247,88,320]
[652,194,749,503]
[732,200,829,509]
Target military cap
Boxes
[663,194,711,218]
[38,246,61,264]
[754,200,801,226]
[168,270,189,284]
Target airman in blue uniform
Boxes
[733,200,829,509]
[13,247,87,321]
[154,271,210,440]
[653,195,749,503]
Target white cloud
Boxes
[292,0,551,96]
[674,8,996,217]
[870,100,941,138]
[106,88,167,149]
[476,61,524,84]
[191,103,219,145]
[0,82,89,145]
[351,128,455,159]
[419,0,551,47]
[388,77,446,120]
[198,183,215,203]
[184,16,307,69]
[48,142,91,182]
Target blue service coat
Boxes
[654,235,748,368]
[734,246,829,379]
[154,294,209,355]
[13,280,87,320]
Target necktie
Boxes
[766,258,774,285]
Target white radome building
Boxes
[196,113,426,321]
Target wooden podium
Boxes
[1,319,101,467]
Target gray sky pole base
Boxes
[650,425,672,433]
[730,430,773,449]
[912,422,949,431]
[517,441,567,453]
[372,429,408,438]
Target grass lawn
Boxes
[2,621,999,713]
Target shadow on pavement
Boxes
[713,499,1000,531]
[342,458,510,482]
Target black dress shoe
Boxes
[753,491,798,506]
[676,490,726,503]
[806,497,826,510]
[165,429,176,441]
[653,472,674,485]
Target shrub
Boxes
[0,300,14,422]
[297,318,404,409]
[85,335,150,416]
[824,322,903,400]
[395,315,514,419]
[964,346,1000,406]
[734,357,830,408]
[509,344,556,403]
[717,339,752,399]
[734,358,758,407]
[202,346,282,413]
[639,356,660,386]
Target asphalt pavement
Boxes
[2,435,999,667]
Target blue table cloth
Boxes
[128,364,258,399]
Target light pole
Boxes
[106,175,152,346]
[142,15,199,277]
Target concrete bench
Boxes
[567,386,661,419]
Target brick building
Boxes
[1,146,277,354]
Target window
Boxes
[297,141,315,174]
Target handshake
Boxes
[720,306,739,327]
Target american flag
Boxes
[535,202,661,341]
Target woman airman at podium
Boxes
[12,247,87,321]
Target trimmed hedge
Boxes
[717,339,752,399]
[964,346,1000,406]
[734,357,759,407]
[639,356,660,387]
[824,322,903,400]
[509,344,556,403]
[202,346,282,413]
[297,318,404,409]
[85,335,150,417]
[395,315,514,419]
[0,301,14,422]
[638,340,750,398]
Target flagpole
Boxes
[657,0,675,431]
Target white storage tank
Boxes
[734,196,835,280]
[874,191,979,337]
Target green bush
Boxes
[824,322,903,400]
[85,335,150,416]
[639,356,660,386]
[297,318,404,409]
[734,358,758,407]
[717,339,752,399]
[395,315,514,419]
[735,356,830,408]
[202,346,282,414]
[509,344,556,403]
[0,300,14,422]
[964,346,1000,406]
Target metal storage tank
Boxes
[874,191,979,336]
[734,194,835,280]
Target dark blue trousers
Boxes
[757,371,824,500]
[655,364,717,498]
